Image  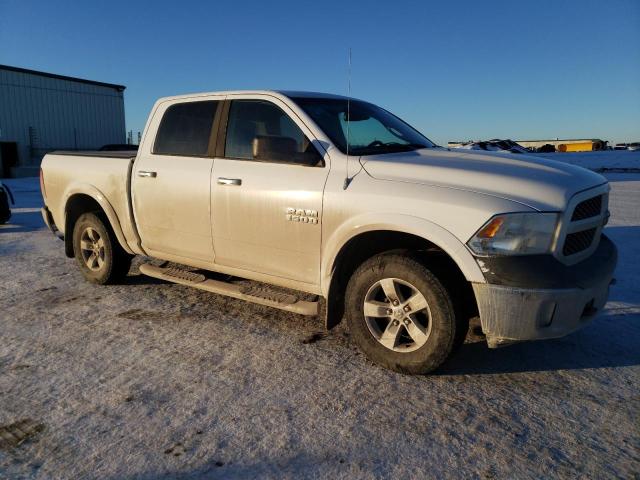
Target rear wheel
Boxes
[72,213,132,284]
[346,253,459,374]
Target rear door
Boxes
[211,97,329,285]
[132,97,222,262]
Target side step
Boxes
[139,264,319,316]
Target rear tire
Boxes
[345,253,460,374]
[72,213,132,285]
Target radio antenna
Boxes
[343,47,352,190]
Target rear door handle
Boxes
[138,171,157,178]
[217,177,242,186]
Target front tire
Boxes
[72,213,132,285]
[345,253,459,374]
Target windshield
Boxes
[290,97,435,156]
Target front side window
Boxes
[224,100,322,166]
[154,101,218,156]
[291,97,435,156]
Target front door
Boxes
[211,98,328,285]
[132,99,220,262]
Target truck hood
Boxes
[360,148,607,211]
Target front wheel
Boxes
[72,212,132,285]
[345,253,460,374]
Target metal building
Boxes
[0,64,126,177]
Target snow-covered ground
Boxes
[534,150,640,172]
[450,147,640,172]
[1,164,638,478]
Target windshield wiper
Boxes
[352,143,429,156]
[402,143,429,150]
[378,142,429,152]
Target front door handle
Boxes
[138,171,157,178]
[217,177,242,186]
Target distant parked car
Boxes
[456,139,529,154]
[98,144,139,152]
[537,144,556,153]
[627,143,640,151]
[0,180,14,224]
[614,143,629,150]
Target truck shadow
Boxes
[113,271,640,375]
[99,225,640,376]
[121,273,166,285]
[439,312,639,375]
[100,451,339,480]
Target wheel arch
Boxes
[321,214,484,329]
[62,185,133,258]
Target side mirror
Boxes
[253,135,297,161]
[253,135,324,166]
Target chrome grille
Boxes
[563,228,597,256]
[558,189,608,263]
[571,195,602,221]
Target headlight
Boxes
[467,212,559,256]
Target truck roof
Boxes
[154,90,354,103]
[277,90,350,100]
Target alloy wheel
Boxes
[80,227,105,271]
[363,277,432,352]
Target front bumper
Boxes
[473,234,617,347]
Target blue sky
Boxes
[1,0,639,145]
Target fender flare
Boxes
[61,183,134,255]
[320,212,485,296]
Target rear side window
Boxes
[153,101,218,156]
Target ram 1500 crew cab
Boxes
[40,91,617,374]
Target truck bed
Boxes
[41,151,139,252]
[50,150,137,159]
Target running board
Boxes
[139,264,319,316]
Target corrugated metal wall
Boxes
[0,67,125,168]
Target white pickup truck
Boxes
[40,90,617,374]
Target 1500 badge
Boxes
[286,208,318,224]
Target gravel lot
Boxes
[1,173,638,479]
